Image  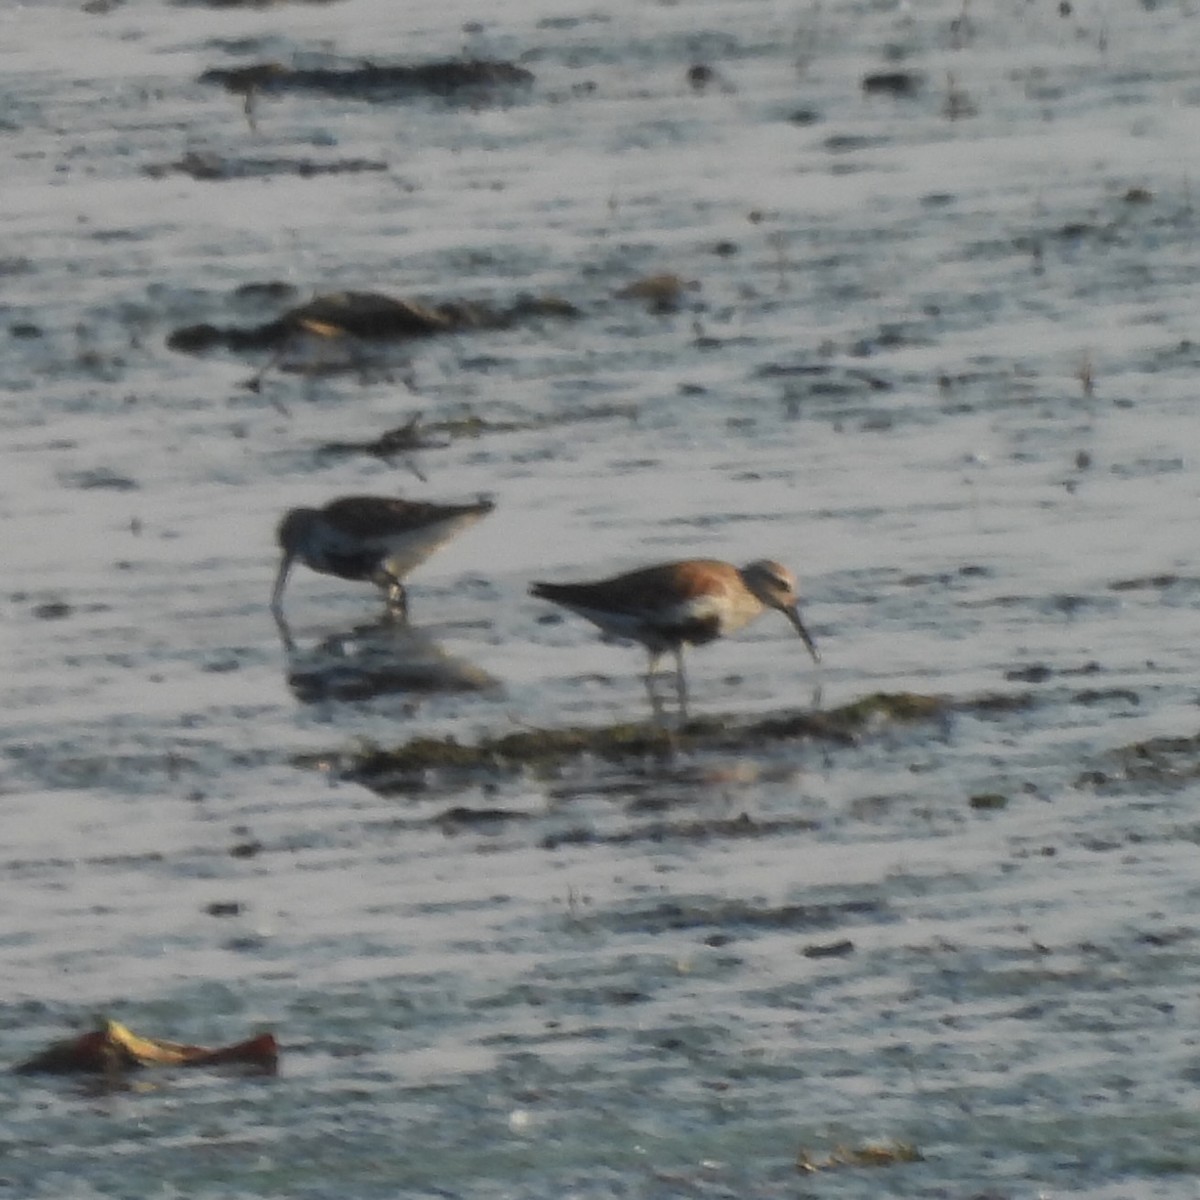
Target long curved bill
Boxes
[784,605,821,664]
[270,552,294,620]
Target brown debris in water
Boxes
[15,1019,278,1076]
[615,273,701,314]
[167,289,580,356]
[797,1141,923,1172]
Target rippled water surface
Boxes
[5,0,1200,1195]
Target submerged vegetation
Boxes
[797,1141,923,1172]
[297,691,976,795]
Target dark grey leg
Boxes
[673,646,689,720]
[644,651,666,718]
[274,610,297,654]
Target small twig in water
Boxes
[1076,352,1095,398]
[943,72,977,119]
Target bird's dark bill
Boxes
[785,606,820,663]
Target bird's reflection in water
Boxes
[278,614,498,703]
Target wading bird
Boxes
[530,557,819,715]
[271,494,494,624]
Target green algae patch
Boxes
[753,691,950,734]
[488,722,673,762]
[296,691,957,796]
[342,722,676,787]
[358,736,487,773]
[728,691,955,747]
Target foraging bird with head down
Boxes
[530,557,819,714]
[271,494,494,623]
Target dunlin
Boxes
[271,494,493,622]
[530,558,819,713]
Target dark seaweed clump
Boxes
[199,59,533,103]
[167,290,579,355]
[299,692,956,795]
[1077,729,1200,794]
[144,151,387,182]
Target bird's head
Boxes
[741,559,820,663]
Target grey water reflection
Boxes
[279,615,498,703]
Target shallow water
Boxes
[4,0,1200,1195]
